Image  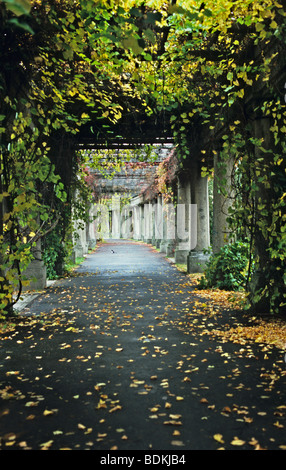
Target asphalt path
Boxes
[0,240,285,454]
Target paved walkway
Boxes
[0,240,285,451]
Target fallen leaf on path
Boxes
[200,398,208,404]
[171,440,185,446]
[213,434,224,444]
[109,405,122,413]
[40,440,53,450]
[231,437,245,446]
[273,421,284,428]
[43,409,55,416]
[164,420,183,426]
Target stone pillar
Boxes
[187,159,210,273]
[160,200,176,256]
[212,153,235,254]
[22,238,47,291]
[144,202,152,243]
[121,205,134,239]
[139,204,144,240]
[74,222,87,257]
[87,204,97,249]
[151,199,156,246]
[86,203,109,243]
[133,205,142,240]
[160,198,167,253]
[155,196,163,248]
[175,177,191,264]
[111,195,121,239]
[165,204,176,257]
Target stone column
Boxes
[121,204,134,239]
[155,196,163,248]
[133,204,142,240]
[87,203,97,249]
[144,202,152,243]
[151,199,156,246]
[159,199,175,255]
[212,153,235,254]
[164,201,176,257]
[91,203,109,242]
[159,198,167,253]
[111,195,121,239]
[74,222,89,257]
[139,204,144,240]
[175,176,191,264]
[22,238,47,291]
[187,159,210,273]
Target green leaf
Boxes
[3,0,31,16]
[203,9,213,17]
[121,37,143,55]
[8,18,34,34]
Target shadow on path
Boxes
[0,240,285,451]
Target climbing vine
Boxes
[141,149,178,203]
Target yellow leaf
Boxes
[164,420,182,426]
[200,398,208,404]
[213,433,224,444]
[43,409,54,416]
[273,421,284,428]
[150,407,159,413]
[40,440,53,449]
[109,405,122,413]
[96,399,107,409]
[171,440,185,446]
[5,441,16,446]
[231,437,245,446]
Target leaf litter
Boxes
[0,248,285,450]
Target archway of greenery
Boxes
[0,0,285,316]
